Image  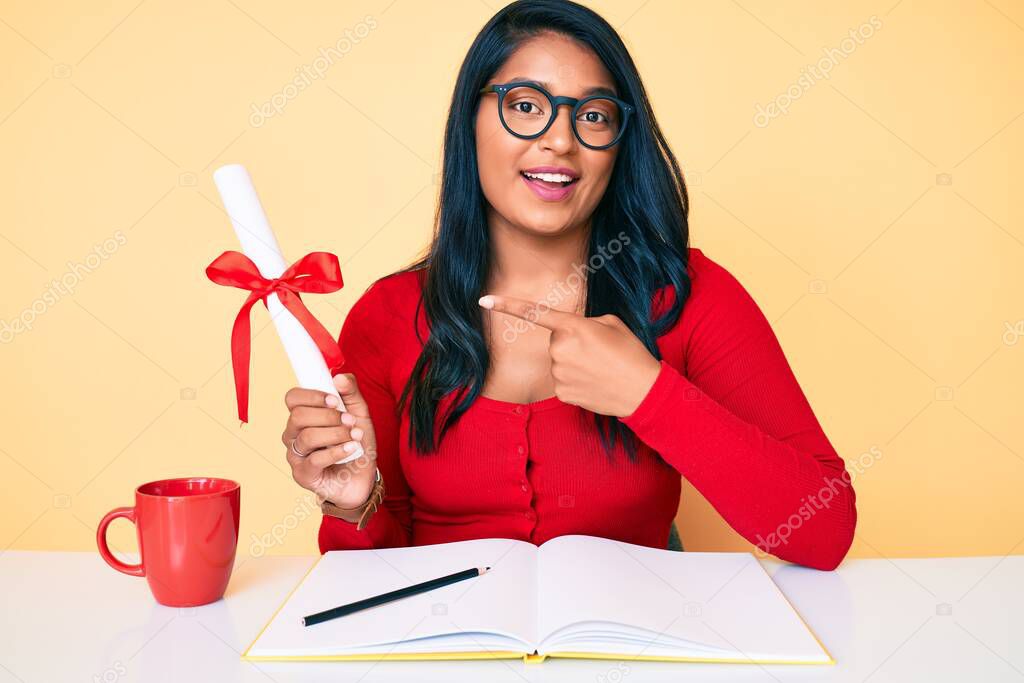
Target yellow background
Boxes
[1,0,1021,563]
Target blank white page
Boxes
[247,537,538,657]
[536,535,829,662]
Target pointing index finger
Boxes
[478,294,581,331]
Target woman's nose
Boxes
[538,105,578,153]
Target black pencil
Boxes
[301,565,491,627]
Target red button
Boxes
[517,445,525,454]
[513,406,523,415]
[521,483,528,492]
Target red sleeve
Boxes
[317,280,413,552]
[621,256,857,570]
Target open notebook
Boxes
[243,534,833,664]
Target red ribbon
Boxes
[205,250,345,424]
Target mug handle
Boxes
[96,507,145,577]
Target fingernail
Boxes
[325,394,340,408]
[340,412,355,426]
[478,295,494,309]
[343,442,357,453]
[351,428,363,441]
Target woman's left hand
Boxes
[479,294,662,417]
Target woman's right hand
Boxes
[282,373,379,509]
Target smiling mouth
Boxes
[520,171,579,188]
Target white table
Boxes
[0,550,1021,682]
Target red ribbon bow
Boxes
[205,250,345,424]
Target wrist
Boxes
[318,468,385,530]
[314,465,377,507]
[622,356,663,417]
[320,499,369,524]
[321,485,373,510]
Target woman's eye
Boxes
[580,111,608,124]
[513,102,541,114]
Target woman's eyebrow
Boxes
[506,76,617,98]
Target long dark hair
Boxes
[388,0,691,460]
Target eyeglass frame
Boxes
[478,80,635,150]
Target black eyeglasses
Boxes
[478,80,634,150]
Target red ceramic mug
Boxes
[97,477,241,607]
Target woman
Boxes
[281,0,856,570]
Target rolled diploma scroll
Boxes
[212,164,363,465]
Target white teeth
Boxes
[523,171,576,183]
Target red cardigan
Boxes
[318,247,857,570]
